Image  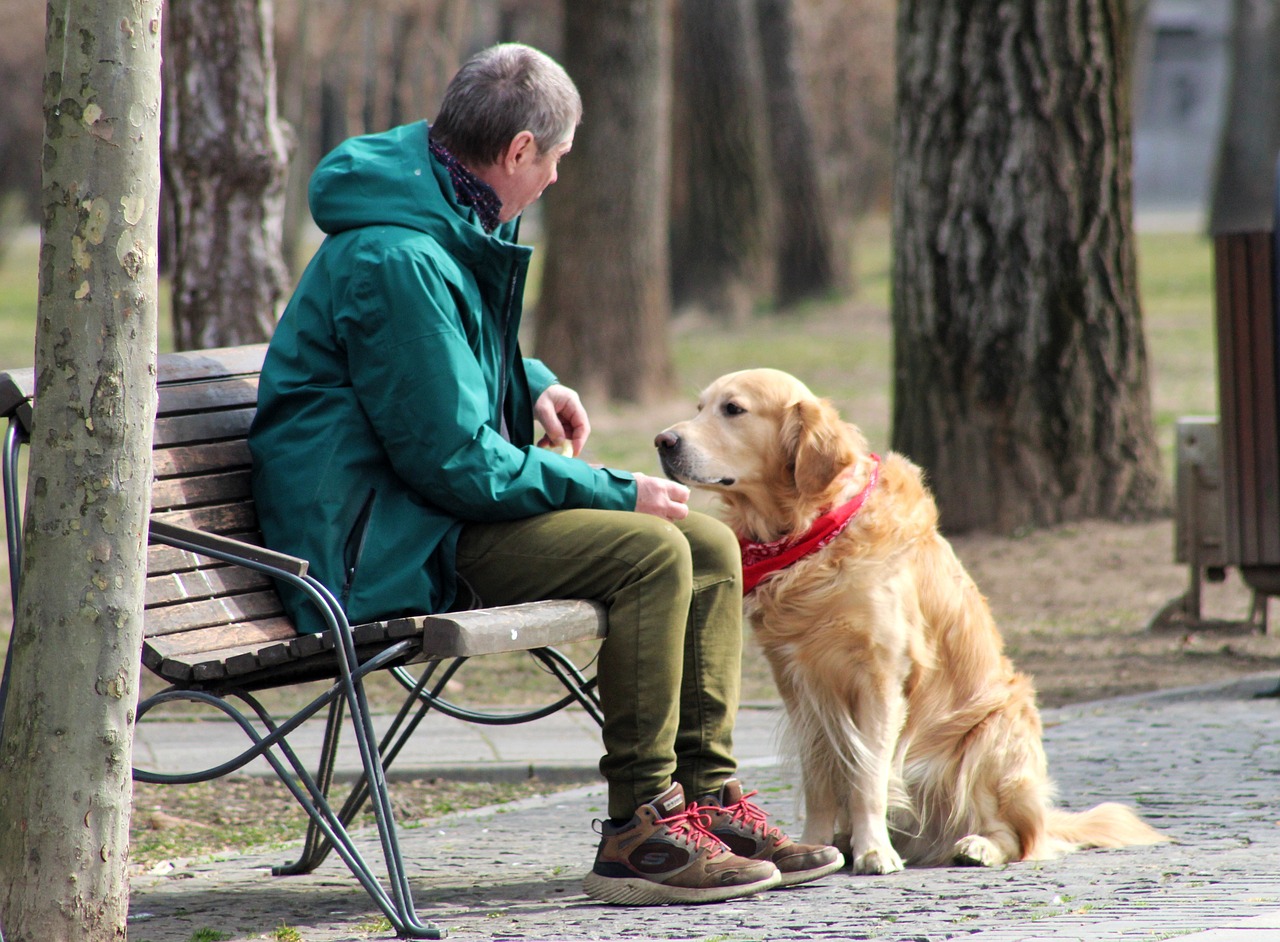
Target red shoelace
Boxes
[707,789,784,840]
[658,806,727,856]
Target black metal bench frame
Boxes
[0,344,608,939]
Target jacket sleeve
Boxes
[523,357,558,402]
[336,244,637,521]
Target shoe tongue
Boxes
[650,782,686,816]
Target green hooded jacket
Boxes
[248,121,638,635]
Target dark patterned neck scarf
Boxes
[428,130,503,233]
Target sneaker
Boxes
[693,779,845,886]
[583,782,782,905]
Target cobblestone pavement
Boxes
[128,675,1280,942]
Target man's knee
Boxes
[679,512,742,588]
[621,514,696,585]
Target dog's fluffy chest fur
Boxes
[742,455,1016,721]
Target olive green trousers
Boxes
[455,509,742,820]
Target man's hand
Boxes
[534,383,590,456]
[633,472,690,521]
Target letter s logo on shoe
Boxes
[631,842,690,873]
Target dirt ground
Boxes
[930,517,1280,708]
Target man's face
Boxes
[496,133,573,222]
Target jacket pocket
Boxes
[340,488,376,607]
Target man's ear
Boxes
[783,399,860,497]
[501,130,538,174]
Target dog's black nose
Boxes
[654,430,680,451]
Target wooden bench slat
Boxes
[153,344,268,386]
[178,624,418,684]
[144,617,298,659]
[146,565,274,607]
[142,620,320,685]
[145,590,286,637]
[154,408,255,448]
[152,502,258,535]
[151,470,252,513]
[157,375,259,416]
[153,440,252,478]
[147,535,266,577]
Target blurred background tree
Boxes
[0,0,1251,530]
[538,0,675,404]
[891,0,1166,534]
[164,0,292,349]
[0,0,897,335]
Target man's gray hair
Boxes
[432,43,581,167]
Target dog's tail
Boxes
[1033,803,1169,858]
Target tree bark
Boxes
[0,2,161,939]
[164,0,291,349]
[892,0,1165,534]
[536,0,674,404]
[1208,0,1280,234]
[755,0,839,308]
[669,0,773,319]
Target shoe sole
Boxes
[776,852,847,887]
[583,868,782,905]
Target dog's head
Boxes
[655,369,872,540]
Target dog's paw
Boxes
[853,845,905,875]
[952,834,1005,867]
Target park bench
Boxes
[1152,168,1280,633]
[0,343,608,940]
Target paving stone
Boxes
[129,675,1280,941]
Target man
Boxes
[248,42,842,905]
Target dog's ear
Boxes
[783,398,862,497]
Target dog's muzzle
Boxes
[654,430,735,486]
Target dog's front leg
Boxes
[845,685,906,875]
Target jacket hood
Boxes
[308,121,516,257]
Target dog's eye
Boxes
[722,401,746,417]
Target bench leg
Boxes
[276,661,444,876]
[274,695,346,877]
[331,648,445,938]
[134,650,447,938]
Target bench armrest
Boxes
[149,519,309,578]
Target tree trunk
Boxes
[755,0,839,308]
[1208,0,1280,234]
[892,0,1166,534]
[536,0,674,405]
[0,1,161,938]
[164,0,291,349]
[669,0,773,319]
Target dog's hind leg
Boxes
[952,831,1015,867]
[942,692,1052,867]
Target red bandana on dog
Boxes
[739,455,880,593]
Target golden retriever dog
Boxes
[655,368,1167,874]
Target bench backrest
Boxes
[141,345,307,685]
[1,345,320,689]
